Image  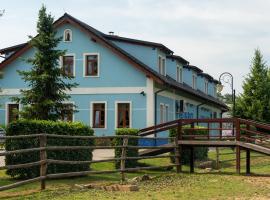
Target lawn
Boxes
[0,148,269,200]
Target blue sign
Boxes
[176,112,194,119]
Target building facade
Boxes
[0,13,227,136]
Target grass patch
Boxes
[0,148,269,200]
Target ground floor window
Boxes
[160,103,169,123]
[92,102,106,128]
[7,103,19,124]
[116,102,131,128]
[60,103,74,122]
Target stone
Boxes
[198,161,214,169]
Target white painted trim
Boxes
[146,78,154,126]
[192,73,197,90]
[62,101,75,122]
[60,54,76,77]
[83,53,100,78]
[158,55,166,76]
[0,87,148,96]
[115,101,132,129]
[90,101,107,129]
[5,102,21,125]
[63,29,72,42]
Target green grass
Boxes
[0,148,269,200]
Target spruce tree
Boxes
[236,49,270,122]
[14,5,77,120]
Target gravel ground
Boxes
[0,149,114,167]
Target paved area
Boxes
[0,149,114,167]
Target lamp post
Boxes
[217,72,235,117]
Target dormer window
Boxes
[64,29,72,42]
[158,56,166,76]
[192,73,197,89]
[176,65,183,83]
[204,81,208,94]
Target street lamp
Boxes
[218,72,235,117]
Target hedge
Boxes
[169,126,208,164]
[5,119,94,179]
[114,128,139,169]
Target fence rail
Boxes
[0,134,180,192]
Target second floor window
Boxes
[192,74,197,89]
[158,56,166,75]
[205,81,208,94]
[85,54,99,77]
[62,55,74,76]
[176,66,183,83]
[60,103,74,122]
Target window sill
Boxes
[84,75,100,78]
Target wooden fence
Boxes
[0,134,179,191]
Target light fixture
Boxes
[140,91,145,96]
[217,84,224,93]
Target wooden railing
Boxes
[0,134,180,191]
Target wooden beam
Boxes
[246,149,251,175]
[236,146,241,174]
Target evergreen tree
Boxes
[236,49,270,122]
[14,5,77,120]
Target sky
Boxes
[1,0,270,94]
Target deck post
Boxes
[174,137,181,173]
[235,118,241,174]
[246,149,251,175]
[39,134,47,190]
[190,146,194,173]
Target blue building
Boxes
[0,13,227,136]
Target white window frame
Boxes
[90,101,107,129]
[160,103,165,123]
[214,86,217,97]
[63,29,72,42]
[60,54,76,77]
[83,53,100,78]
[5,102,21,125]
[115,101,132,129]
[158,55,166,76]
[165,104,169,122]
[192,73,197,89]
[205,80,208,94]
[61,101,75,122]
[176,65,183,83]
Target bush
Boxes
[114,128,139,169]
[5,119,94,179]
[169,126,208,164]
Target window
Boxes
[158,56,166,75]
[62,55,74,76]
[176,66,183,83]
[205,81,208,94]
[214,86,217,97]
[60,103,74,122]
[64,29,72,42]
[175,100,184,113]
[84,54,99,77]
[92,102,106,128]
[116,102,131,128]
[160,104,164,123]
[7,103,19,124]
[160,104,169,123]
[192,74,197,89]
[165,105,169,122]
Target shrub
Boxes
[169,126,208,164]
[5,119,94,179]
[114,128,139,169]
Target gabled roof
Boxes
[0,13,227,110]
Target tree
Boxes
[13,5,77,120]
[235,49,270,122]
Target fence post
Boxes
[39,133,47,190]
[120,137,128,183]
[235,119,241,174]
[174,137,181,173]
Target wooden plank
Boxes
[39,134,47,190]
[236,146,241,174]
[237,142,270,155]
[246,149,251,175]
[178,140,237,147]
[0,160,45,170]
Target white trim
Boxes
[62,101,75,122]
[90,101,107,129]
[176,65,183,83]
[83,53,100,78]
[158,55,166,76]
[60,54,76,77]
[146,78,154,126]
[205,80,209,94]
[63,29,72,42]
[5,102,21,125]
[0,87,148,95]
[115,101,132,129]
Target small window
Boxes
[92,103,106,128]
[60,103,74,122]
[64,29,72,42]
[205,81,208,94]
[117,103,130,128]
[158,56,166,76]
[175,100,184,113]
[176,66,183,83]
[160,104,164,123]
[7,103,19,124]
[84,54,99,77]
[62,55,74,76]
[192,74,197,89]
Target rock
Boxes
[129,174,152,183]
[141,174,151,181]
[205,168,213,172]
[198,161,214,169]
